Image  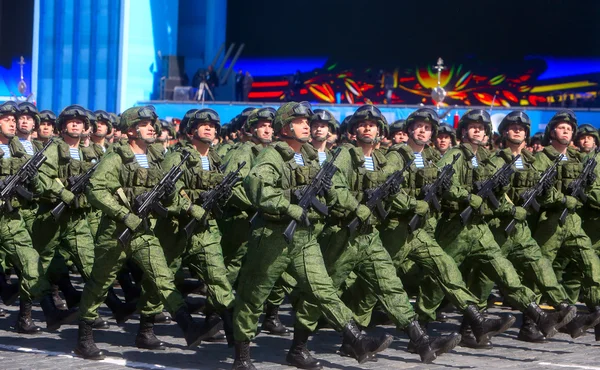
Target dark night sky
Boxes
[0,0,33,68]
[227,0,600,67]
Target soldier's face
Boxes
[577,135,596,153]
[64,119,84,137]
[94,121,108,137]
[327,132,337,145]
[435,133,452,152]
[465,122,486,145]
[287,117,310,141]
[255,120,273,142]
[38,121,54,139]
[310,122,329,142]
[409,121,432,143]
[131,121,156,143]
[0,114,16,138]
[393,131,408,144]
[355,120,379,144]
[17,114,35,134]
[158,129,169,142]
[195,122,217,142]
[506,123,527,144]
[551,123,573,145]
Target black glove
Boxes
[322,176,333,193]
[219,187,233,205]
[441,176,452,191]
[25,165,38,180]
[389,181,401,196]
[163,180,176,197]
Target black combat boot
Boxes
[51,284,67,310]
[233,340,256,370]
[261,303,290,336]
[174,306,217,348]
[104,288,137,324]
[338,331,384,362]
[286,324,322,370]
[559,307,600,339]
[458,320,492,349]
[92,317,110,329]
[406,320,461,363]
[463,304,515,343]
[0,307,6,317]
[517,315,546,343]
[525,302,560,338]
[342,320,393,364]
[74,319,105,360]
[56,272,82,309]
[595,323,600,341]
[40,294,79,331]
[201,309,225,342]
[185,297,206,314]
[177,279,206,296]
[548,303,577,331]
[154,311,172,324]
[135,315,166,350]
[15,299,41,334]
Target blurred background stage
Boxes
[2,0,600,127]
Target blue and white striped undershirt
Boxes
[413,152,425,169]
[364,156,374,171]
[471,156,478,168]
[200,156,211,171]
[0,144,10,158]
[134,154,149,168]
[515,156,524,170]
[69,148,80,161]
[561,155,568,161]
[19,139,34,155]
[317,151,327,166]
[293,153,305,166]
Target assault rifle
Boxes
[347,159,413,235]
[51,162,100,220]
[559,149,600,225]
[183,161,246,239]
[408,154,461,232]
[0,138,54,212]
[504,154,563,234]
[282,148,341,244]
[460,154,521,225]
[118,151,191,246]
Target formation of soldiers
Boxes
[0,99,599,370]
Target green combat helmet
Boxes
[179,109,199,136]
[310,109,340,134]
[0,101,19,117]
[57,105,92,131]
[119,105,159,131]
[436,124,457,145]
[245,107,276,144]
[159,118,176,138]
[389,119,407,136]
[186,108,221,135]
[542,110,577,146]
[575,123,599,147]
[498,111,531,145]
[17,101,41,128]
[348,105,387,135]
[39,110,57,126]
[406,108,440,137]
[93,110,114,135]
[457,109,492,141]
[273,101,313,135]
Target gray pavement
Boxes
[0,285,598,370]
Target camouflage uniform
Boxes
[75,106,208,361]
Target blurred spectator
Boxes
[243,71,253,101]
[293,70,303,92]
[235,70,245,101]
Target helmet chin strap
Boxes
[281,124,309,143]
[17,127,32,135]
[409,130,430,146]
[506,137,524,145]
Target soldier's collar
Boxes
[459,142,476,159]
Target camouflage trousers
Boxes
[233,219,355,341]
[416,215,537,321]
[79,216,185,321]
[466,217,568,310]
[533,210,600,309]
[345,217,480,325]
[0,210,50,301]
